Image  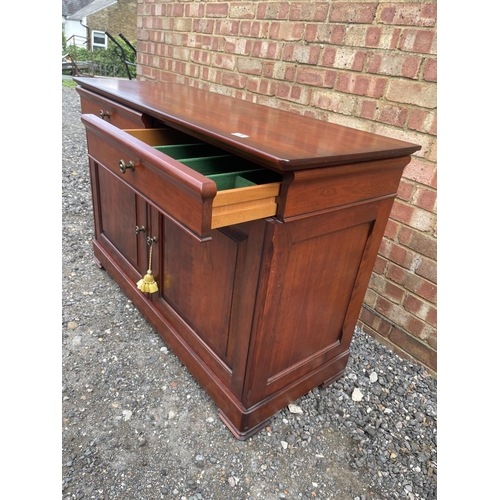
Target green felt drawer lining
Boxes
[180,155,258,176]
[154,142,282,191]
[207,170,260,190]
[155,143,226,160]
[207,169,283,191]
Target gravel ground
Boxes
[62,83,437,500]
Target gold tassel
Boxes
[137,243,158,294]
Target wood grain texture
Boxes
[77,79,421,439]
[83,115,282,238]
[75,77,421,171]
[77,86,152,129]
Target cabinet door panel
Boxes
[150,215,266,397]
[268,222,372,371]
[93,161,147,272]
[161,219,239,363]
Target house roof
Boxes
[62,0,94,17]
[67,0,118,21]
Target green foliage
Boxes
[62,79,78,88]
[63,38,137,79]
[62,25,67,52]
[65,45,91,61]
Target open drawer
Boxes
[82,114,282,240]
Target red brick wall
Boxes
[87,0,139,46]
[135,0,437,377]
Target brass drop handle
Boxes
[135,225,146,234]
[119,159,135,174]
[99,110,110,119]
[147,236,158,246]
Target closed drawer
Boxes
[77,87,152,129]
[82,114,281,240]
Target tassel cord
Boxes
[137,242,159,294]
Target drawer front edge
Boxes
[77,86,152,129]
[82,113,217,240]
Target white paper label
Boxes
[231,132,249,138]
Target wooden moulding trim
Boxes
[227,350,351,437]
[218,410,271,441]
[92,240,352,440]
[266,340,342,386]
[92,242,248,404]
[74,79,421,172]
[82,114,217,201]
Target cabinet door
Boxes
[151,213,266,398]
[89,158,148,277]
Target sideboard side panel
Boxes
[244,196,396,407]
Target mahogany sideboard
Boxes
[74,77,421,440]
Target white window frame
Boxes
[92,30,107,50]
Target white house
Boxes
[62,0,94,48]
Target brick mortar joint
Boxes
[361,303,436,339]
[373,245,438,280]
[137,24,437,72]
[392,195,437,213]
[387,216,435,240]
[142,26,437,63]
[401,157,437,175]
[140,54,437,134]
[368,278,437,311]
[389,211,437,226]
[378,247,437,274]
[142,11,436,28]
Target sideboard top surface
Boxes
[74,77,421,171]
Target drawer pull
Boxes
[147,236,158,246]
[99,110,111,119]
[119,159,135,174]
[135,225,146,234]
